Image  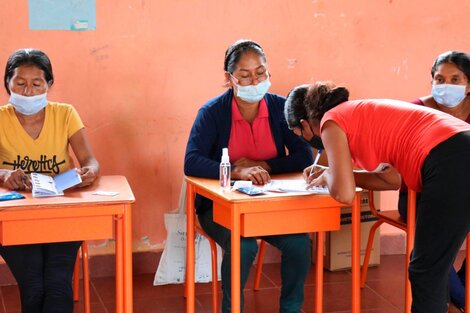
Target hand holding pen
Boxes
[1,169,31,191]
[303,149,324,182]
[310,149,322,175]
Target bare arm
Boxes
[233,158,271,173]
[69,129,100,187]
[353,168,401,190]
[309,121,356,204]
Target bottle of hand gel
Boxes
[220,148,231,191]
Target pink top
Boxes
[321,99,470,191]
[228,97,277,162]
[414,98,470,123]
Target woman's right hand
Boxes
[234,166,271,185]
[303,164,327,183]
[1,169,31,190]
[306,170,328,189]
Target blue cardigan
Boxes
[184,88,313,214]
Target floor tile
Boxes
[1,285,20,312]
[0,254,465,312]
[361,254,406,283]
[73,302,108,313]
[302,282,398,313]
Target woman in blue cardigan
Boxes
[184,39,313,313]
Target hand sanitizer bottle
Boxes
[220,148,231,191]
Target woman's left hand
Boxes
[76,166,98,187]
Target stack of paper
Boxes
[264,180,329,194]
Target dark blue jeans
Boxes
[198,208,311,313]
[401,132,470,313]
[0,241,81,313]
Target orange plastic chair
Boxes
[185,225,266,313]
[253,239,266,291]
[193,225,220,313]
[73,241,90,313]
[360,190,415,313]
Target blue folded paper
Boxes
[236,186,265,196]
[0,191,25,201]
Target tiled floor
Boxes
[0,253,466,313]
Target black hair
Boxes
[431,51,470,82]
[284,81,350,128]
[4,48,54,95]
[284,84,310,129]
[224,39,266,73]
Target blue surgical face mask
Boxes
[9,92,48,115]
[431,84,467,108]
[235,78,271,103]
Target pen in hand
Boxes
[309,149,323,176]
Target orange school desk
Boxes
[0,175,135,313]
[185,173,363,313]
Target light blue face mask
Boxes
[431,84,467,108]
[235,78,271,103]
[9,92,48,115]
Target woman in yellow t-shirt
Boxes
[0,49,99,313]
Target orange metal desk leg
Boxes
[351,193,361,313]
[73,253,80,301]
[82,243,91,313]
[123,204,133,312]
[231,204,241,313]
[186,183,196,313]
[466,236,469,313]
[115,215,124,313]
[405,191,416,313]
[314,231,324,313]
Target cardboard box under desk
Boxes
[322,190,381,271]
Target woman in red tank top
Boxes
[284,81,470,313]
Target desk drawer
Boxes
[0,216,114,245]
[213,206,341,237]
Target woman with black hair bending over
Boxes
[185,39,313,313]
[284,81,470,313]
[0,48,99,313]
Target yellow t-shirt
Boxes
[0,102,84,175]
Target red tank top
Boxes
[321,99,470,191]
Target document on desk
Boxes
[264,180,329,194]
[31,169,82,197]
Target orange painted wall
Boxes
[1,1,469,249]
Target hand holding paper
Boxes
[76,166,98,187]
[31,169,82,197]
[306,167,329,192]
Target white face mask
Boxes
[235,78,271,103]
[431,84,467,108]
[9,92,48,115]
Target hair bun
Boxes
[322,87,349,112]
